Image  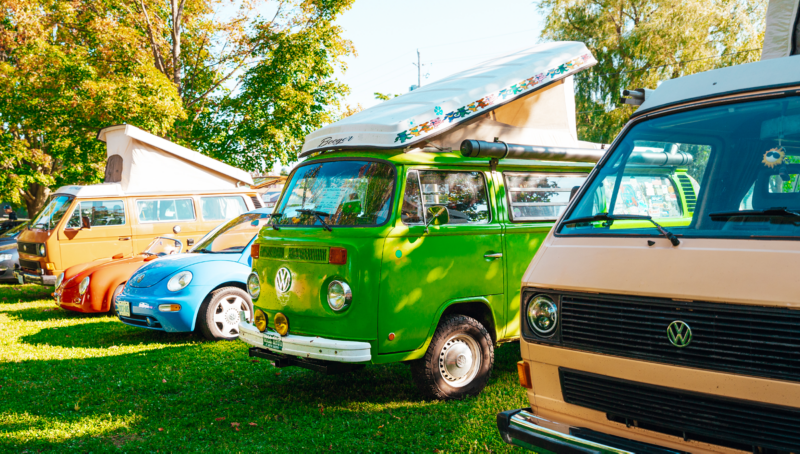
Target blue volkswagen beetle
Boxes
[115,208,272,340]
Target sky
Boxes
[332,0,549,110]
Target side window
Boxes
[402,170,490,225]
[201,196,247,221]
[504,173,588,221]
[67,200,126,227]
[136,199,196,223]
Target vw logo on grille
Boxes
[275,267,292,294]
[133,273,145,285]
[667,320,692,347]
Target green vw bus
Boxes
[238,42,612,398]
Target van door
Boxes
[58,199,134,269]
[131,197,199,253]
[379,168,504,354]
[500,171,589,339]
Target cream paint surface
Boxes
[523,235,800,307]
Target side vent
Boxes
[287,247,328,263]
[676,175,696,213]
[250,195,263,208]
[259,246,285,259]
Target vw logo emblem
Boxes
[275,267,292,294]
[667,320,692,347]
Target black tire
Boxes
[197,287,253,341]
[109,283,125,314]
[410,314,494,400]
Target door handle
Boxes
[119,237,131,241]
[484,252,503,259]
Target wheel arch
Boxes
[435,297,498,345]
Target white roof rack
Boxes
[301,41,598,156]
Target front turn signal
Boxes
[329,247,347,265]
[517,360,532,389]
[250,243,260,259]
[274,312,289,336]
[254,309,268,332]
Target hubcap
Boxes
[212,295,250,337]
[438,333,481,387]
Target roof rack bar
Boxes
[460,139,604,163]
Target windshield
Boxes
[30,195,73,230]
[143,237,182,256]
[274,160,396,227]
[1,221,29,238]
[192,213,267,253]
[560,96,800,239]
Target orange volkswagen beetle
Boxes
[54,237,183,314]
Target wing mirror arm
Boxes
[423,206,450,234]
[80,216,92,230]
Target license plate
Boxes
[16,273,23,284]
[117,300,130,317]
[262,332,283,351]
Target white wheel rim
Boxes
[438,333,481,388]
[212,295,250,337]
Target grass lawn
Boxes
[0,284,530,453]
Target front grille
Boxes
[119,313,163,329]
[560,369,800,451]
[18,242,39,256]
[676,175,696,212]
[287,247,327,263]
[19,259,41,271]
[560,292,800,382]
[259,246,285,259]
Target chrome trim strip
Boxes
[509,411,633,454]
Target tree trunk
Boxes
[21,183,51,219]
[171,0,185,95]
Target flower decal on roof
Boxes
[394,53,594,145]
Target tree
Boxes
[537,0,768,144]
[374,92,400,101]
[0,0,184,216]
[0,0,355,215]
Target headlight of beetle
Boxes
[55,272,65,289]
[38,244,46,256]
[79,276,90,295]
[247,273,261,300]
[167,271,193,292]
[527,295,558,336]
[327,280,352,311]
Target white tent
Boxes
[96,125,253,193]
[761,0,800,60]
[300,41,599,157]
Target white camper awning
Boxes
[301,42,597,156]
[761,0,800,60]
[96,125,253,194]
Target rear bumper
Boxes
[15,270,56,286]
[238,317,371,363]
[497,409,682,454]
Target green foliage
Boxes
[537,0,768,144]
[374,92,401,101]
[0,285,527,453]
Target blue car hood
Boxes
[127,253,239,288]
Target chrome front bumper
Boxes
[15,270,56,286]
[497,409,683,454]
[237,315,372,363]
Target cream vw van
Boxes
[498,7,800,452]
[16,125,262,285]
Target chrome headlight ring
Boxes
[247,272,261,300]
[327,280,352,312]
[526,294,558,337]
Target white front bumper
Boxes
[237,319,372,363]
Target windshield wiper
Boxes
[709,207,800,220]
[564,213,680,246]
[296,209,332,231]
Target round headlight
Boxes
[78,276,90,295]
[274,312,289,336]
[254,309,268,332]
[38,244,46,256]
[327,280,352,311]
[167,271,193,292]
[527,295,558,336]
[55,272,65,290]
[247,273,261,300]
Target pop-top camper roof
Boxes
[54,125,254,198]
[300,41,599,157]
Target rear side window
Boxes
[504,173,588,221]
[136,199,195,223]
[402,170,490,225]
[66,200,126,228]
[201,196,247,221]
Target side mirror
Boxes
[570,186,580,201]
[80,216,92,230]
[425,206,450,232]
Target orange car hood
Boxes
[62,255,148,289]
